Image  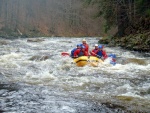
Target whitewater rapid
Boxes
[0,37,150,113]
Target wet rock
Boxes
[0,40,9,45]
[27,38,45,42]
[115,96,134,101]
[99,32,150,52]
[0,83,19,91]
[102,102,126,110]
[29,55,49,61]
[61,64,71,71]
[98,37,110,44]
[119,57,148,65]
[59,40,72,43]
[125,58,147,65]
[0,110,5,113]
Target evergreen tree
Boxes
[84,0,150,37]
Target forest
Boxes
[0,0,149,51]
[0,0,105,37]
[84,0,150,51]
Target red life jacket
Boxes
[74,49,88,57]
[90,49,98,56]
[82,43,89,52]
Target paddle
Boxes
[90,51,104,62]
[61,52,70,56]
[90,51,102,58]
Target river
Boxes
[0,37,150,113]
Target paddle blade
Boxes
[61,52,70,56]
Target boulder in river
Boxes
[27,38,45,42]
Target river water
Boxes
[0,37,150,113]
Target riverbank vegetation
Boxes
[0,0,104,38]
[84,0,150,52]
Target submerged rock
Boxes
[125,58,147,65]
[29,55,49,61]
[27,38,45,42]
[0,40,9,45]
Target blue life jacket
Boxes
[110,61,116,66]
[78,50,84,57]
[108,54,116,65]
[80,44,83,47]
[97,50,103,58]
[70,48,77,57]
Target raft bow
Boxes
[73,56,103,67]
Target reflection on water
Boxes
[0,37,150,113]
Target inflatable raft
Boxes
[73,56,103,67]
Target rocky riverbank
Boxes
[99,32,150,52]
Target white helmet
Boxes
[82,39,86,42]
[95,44,98,46]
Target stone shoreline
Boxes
[99,32,150,52]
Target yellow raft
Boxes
[73,56,103,67]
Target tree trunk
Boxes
[115,1,129,37]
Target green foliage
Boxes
[136,0,144,4]
[84,0,150,36]
[84,0,92,5]
[145,9,150,16]
[104,24,110,33]
[135,0,150,16]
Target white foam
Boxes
[23,71,57,84]
[60,106,76,112]
[0,52,22,60]
[120,92,142,98]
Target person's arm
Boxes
[74,49,79,57]
[90,49,95,56]
[87,44,89,52]
[102,50,108,59]
[84,51,89,56]
[91,50,99,56]
[83,44,88,52]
